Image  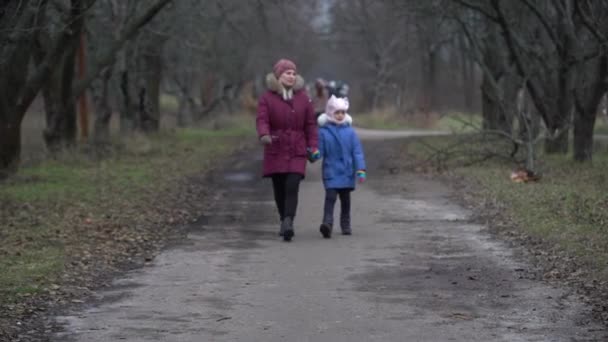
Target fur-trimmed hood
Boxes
[317,113,353,127]
[265,73,306,97]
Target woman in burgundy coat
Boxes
[256,59,319,241]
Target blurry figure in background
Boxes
[327,80,338,98]
[312,78,329,118]
[327,80,349,99]
[338,83,349,98]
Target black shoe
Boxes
[283,229,294,242]
[341,229,352,236]
[282,217,294,242]
[320,223,332,239]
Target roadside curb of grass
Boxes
[0,131,255,341]
[409,162,608,328]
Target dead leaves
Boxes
[0,162,218,340]
[510,167,540,183]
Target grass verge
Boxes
[596,118,608,135]
[0,123,254,308]
[355,108,481,133]
[402,135,608,279]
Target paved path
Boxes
[53,133,606,342]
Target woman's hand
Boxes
[260,135,273,145]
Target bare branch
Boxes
[72,0,173,98]
[215,1,249,42]
[518,0,560,50]
[574,0,608,43]
[452,0,498,21]
[16,0,85,114]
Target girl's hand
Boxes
[307,148,321,162]
[356,170,366,183]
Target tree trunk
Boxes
[544,127,569,154]
[372,83,381,111]
[601,93,607,120]
[543,65,573,155]
[481,73,514,134]
[573,109,596,162]
[481,74,516,136]
[544,65,573,155]
[0,116,22,179]
[42,85,62,150]
[136,86,147,130]
[462,52,475,112]
[518,89,541,142]
[572,55,608,162]
[221,82,236,114]
[176,96,190,127]
[119,69,135,134]
[42,49,78,151]
[0,1,44,176]
[481,74,498,130]
[201,75,216,108]
[117,45,135,134]
[76,31,89,141]
[499,73,520,135]
[172,78,195,127]
[93,68,113,144]
[0,0,172,176]
[517,89,539,172]
[35,0,84,151]
[479,23,507,132]
[140,51,162,132]
[426,49,438,110]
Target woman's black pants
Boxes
[271,173,303,221]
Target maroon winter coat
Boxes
[256,73,318,177]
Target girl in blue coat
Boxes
[316,95,366,238]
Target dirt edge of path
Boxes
[378,137,608,328]
[1,145,255,342]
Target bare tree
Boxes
[0,0,88,176]
[330,0,416,110]
[571,1,608,161]
[0,0,173,178]
[161,0,323,123]
[455,0,608,161]
[34,0,93,151]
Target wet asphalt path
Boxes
[52,130,606,341]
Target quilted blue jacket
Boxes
[317,114,366,190]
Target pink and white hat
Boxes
[325,95,349,122]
